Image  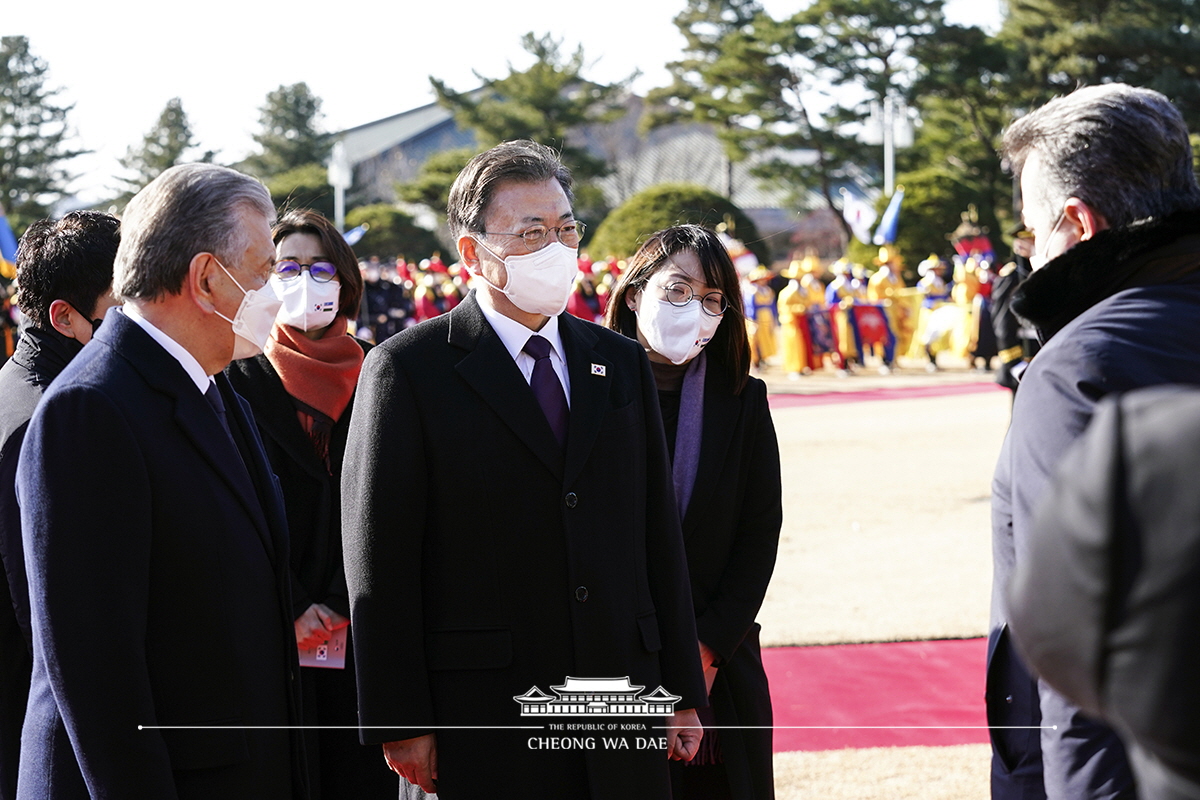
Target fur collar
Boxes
[1012,208,1200,341]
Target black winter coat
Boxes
[668,364,782,800]
[0,328,81,800]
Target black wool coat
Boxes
[15,310,305,800]
[226,341,400,800]
[989,209,1200,800]
[226,343,370,622]
[0,327,81,800]
[1010,385,1200,800]
[671,366,782,800]
[342,292,707,800]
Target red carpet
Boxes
[768,381,1004,409]
[763,638,989,751]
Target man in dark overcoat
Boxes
[0,211,119,800]
[989,83,1200,800]
[15,164,305,799]
[342,140,706,799]
[1010,386,1200,800]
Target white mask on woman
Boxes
[473,239,578,317]
[274,273,341,332]
[213,258,284,359]
[635,289,723,365]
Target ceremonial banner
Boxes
[850,303,896,364]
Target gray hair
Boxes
[1003,83,1200,229]
[114,163,275,301]
[446,140,573,239]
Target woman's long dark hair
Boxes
[604,224,750,394]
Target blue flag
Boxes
[343,224,369,246]
[0,205,18,280]
[872,188,904,246]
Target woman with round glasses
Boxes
[225,208,397,799]
[605,225,782,800]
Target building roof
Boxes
[513,687,556,703]
[639,686,682,703]
[552,677,645,695]
[340,101,457,165]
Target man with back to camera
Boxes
[988,83,1200,799]
[0,210,120,800]
[15,163,306,799]
[342,140,706,799]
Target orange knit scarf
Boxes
[263,320,364,425]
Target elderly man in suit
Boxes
[16,163,305,799]
[343,140,706,799]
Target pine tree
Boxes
[116,97,211,203]
[645,0,769,198]
[431,33,630,183]
[0,36,86,232]
[404,33,632,225]
[242,82,332,179]
[1001,0,1200,130]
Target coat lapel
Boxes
[681,368,740,539]
[450,295,564,480]
[101,313,273,550]
[560,314,613,487]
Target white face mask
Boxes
[473,239,578,317]
[274,273,341,332]
[213,258,283,359]
[635,289,723,365]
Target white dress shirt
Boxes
[121,304,212,394]
[476,298,571,407]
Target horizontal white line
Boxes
[139,724,1054,731]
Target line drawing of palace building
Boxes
[513,677,682,716]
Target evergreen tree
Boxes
[396,149,476,215]
[1000,0,1200,130]
[431,33,631,183]
[0,36,86,232]
[116,97,211,204]
[243,82,332,179]
[405,33,631,229]
[645,0,768,198]
[897,22,1016,258]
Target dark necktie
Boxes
[205,381,235,441]
[523,335,569,447]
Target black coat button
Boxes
[565,492,578,508]
[575,586,588,602]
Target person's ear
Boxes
[188,253,220,313]
[1064,198,1108,241]
[626,287,640,312]
[458,235,480,272]
[48,299,83,340]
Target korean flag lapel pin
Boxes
[591,363,607,377]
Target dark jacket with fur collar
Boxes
[1012,207,1200,341]
[990,207,1200,799]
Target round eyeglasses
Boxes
[273,260,338,283]
[658,282,728,316]
[481,221,586,252]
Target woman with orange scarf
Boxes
[226,209,396,799]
